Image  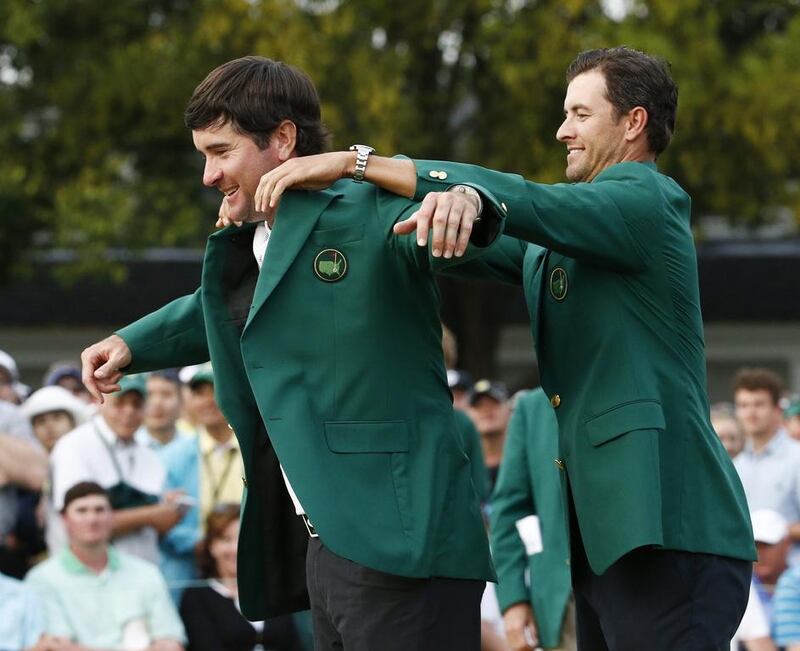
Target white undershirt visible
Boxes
[253,222,305,517]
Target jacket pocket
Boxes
[310,223,365,246]
[585,399,665,447]
[324,420,409,454]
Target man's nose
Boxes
[203,160,222,187]
[556,117,573,142]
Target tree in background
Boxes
[1,0,799,374]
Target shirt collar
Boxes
[745,429,790,457]
[94,415,137,449]
[59,545,120,574]
[199,427,240,455]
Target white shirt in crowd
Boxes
[48,415,167,564]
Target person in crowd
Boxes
[180,503,303,651]
[44,363,92,405]
[26,481,186,651]
[752,508,791,624]
[257,45,756,649]
[138,370,188,451]
[0,400,48,577]
[80,55,498,648]
[448,369,474,412]
[0,569,52,651]
[729,580,777,651]
[468,379,511,494]
[21,386,88,454]
[733,368,800,565]
[711,403,746,460]
[49,375,184,563]
[770,514,800,650]
[0,349,31,405]
[491,388,575,651]
[785,399,800,442]
[159,364,244,603]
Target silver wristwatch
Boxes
[448,184,483,220]
[349,144,375,183]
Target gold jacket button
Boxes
[550,394,561,408]
[429,170,442,179]
[554,458,565,470]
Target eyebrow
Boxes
[564,103,592,114]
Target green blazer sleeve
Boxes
[489,399,534,612]
[413,159,682,273]
[116,288,210,373]
[440,234,529,286]
[374,184,506,274]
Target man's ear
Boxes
[624,106,648,143]
[273,120,297,161]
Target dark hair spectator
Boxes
[733,368,785,406]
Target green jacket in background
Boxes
[117,180,500,619]
[414,159,756,575]
[490,388,570,649]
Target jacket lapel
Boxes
[528,248,550,347]
[244,188,341,331]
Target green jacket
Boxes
[414,159,756,574]
[454,408,490,504]
[490,388,570,649]
[117,181,498,618]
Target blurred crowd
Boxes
[2,341,800,651]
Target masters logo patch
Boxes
[313,249,347,282]
[549,267,568,301]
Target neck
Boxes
[206,423,232,443]
[481,432,505,466]
[70,542,109,574]
[147,425,176,445]
[751,427,780,452]
[219,576,238,597]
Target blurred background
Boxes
[1,0,799,399]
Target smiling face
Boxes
[556,70,634,182]
[193,121,285,225]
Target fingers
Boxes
[413,192,439,248]
[393,212,418,235]
[80,348,107,404]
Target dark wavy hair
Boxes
[196,502,241,579]
[566,46,678,157]
[185,56,330,155]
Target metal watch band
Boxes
[348,144,375,183]
[448,184,483,220]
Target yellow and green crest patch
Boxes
[549,267,568,301]
[313,248,347,282]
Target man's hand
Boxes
[149,501,186,535]
[215,152,353,229]
[80,335,131,403]
[503,602,539,651]
[393,190,480,258]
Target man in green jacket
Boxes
[490,388,573,651]
[80,56,501,651]
[256,46,756,651]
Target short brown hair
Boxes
[733,368,785,405]
[566,46,677,156]
[62,481,109,514]
[196,503,240,579]
[185,56,330,155]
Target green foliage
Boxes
[1,0,798,283]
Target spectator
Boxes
[26,481,186,651]
[21,386,88,454]
[180,503,302,651]
[44,363,92,406]
[730,582,776,651]
[491,388,575,651]
[49,375,183,563]
[752,508,791,623]
[711,403,746,460]
[0,570,50,651]
[0,402,48,578]
[158,365,243,602]
[786,399,800,442]
[733,368,800,565]
[0,350,31,405]
[468,379,511,494]
[448,369,474,412]
[137,370,188,451]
